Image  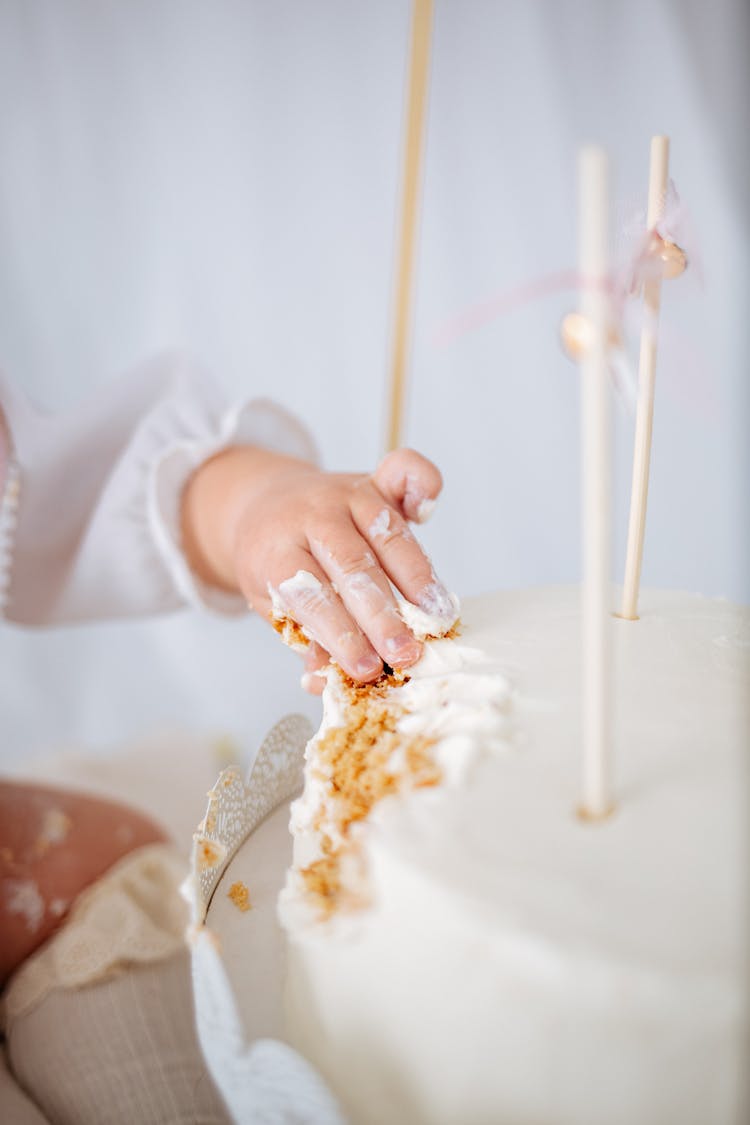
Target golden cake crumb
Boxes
[272,616,310,649]
[227,881,252,912]
[301,857,341,916]
[299,668,441,916]
[195,836,226,870]
[433,621,461,641]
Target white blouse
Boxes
[0,353,317,626]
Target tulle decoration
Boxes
[615,180,697,298]
[433,179,695,412]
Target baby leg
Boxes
[0,782,168,984]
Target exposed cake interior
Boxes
[281,596,515,923]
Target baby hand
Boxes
[181,446,454,689]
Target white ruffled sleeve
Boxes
[0,353,318,626]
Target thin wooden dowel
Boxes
[385,0,433,454]
[578,146,614,822]
[620,135,670,620]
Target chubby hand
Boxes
[181,446,454,692]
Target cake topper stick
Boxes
[578,146,614,822]
[619,135,670,620]
[385,0,433,453]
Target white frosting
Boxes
[368,508,391,540]
[397,587,460,640]
[5,878,45,933]
[285,665,352,871]
[394,639,513,784]
[271,569,325,613]
[414,496,436,524]
[280,586,750,1125]
[280,630,511,894]
[267,570,329,650]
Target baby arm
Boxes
[0,357,315,624]
[181,446,454,690]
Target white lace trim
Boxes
[184,713,312,925]
[0,455,20,619]
[2,844,188,1026]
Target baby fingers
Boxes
[301,642,329,695]
[263,552,384,683]
[372,448,443,524]
[351,483,457,633]
[310,527,422,670]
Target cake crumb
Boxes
[195,836,226,870]
[301,857,341,917]
[33,807,73,856]
[227,881,252,912]
[299,667,441,917]
[424,621,461,642]
[272,616,310,650]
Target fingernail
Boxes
[415,497,436,524]
[419,580,459,622]
[301,672,317,693]
[355,655,383,680]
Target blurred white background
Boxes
[0,0,747,767]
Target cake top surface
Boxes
[281,585,749,981]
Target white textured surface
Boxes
[282,586,750,1125]
[0,1,747,771]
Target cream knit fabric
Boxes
[7,952,231,1124]
[2,843,231,1123]
[2,844,188,1027]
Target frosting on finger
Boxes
[398,585,461,640]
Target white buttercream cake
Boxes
[278,585,749,1125]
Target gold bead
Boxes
[658,238,688,280]
[561,313,620,360]
[560,312,591,360]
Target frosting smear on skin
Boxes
[269,567,461,661]
[268,571,326,651]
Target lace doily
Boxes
[191,928,345,1124]
[185,713,346,1122]
[186,713,313,925]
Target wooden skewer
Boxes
[385,0,434,454]
[578,145,614,823]
[619,135,670,620]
